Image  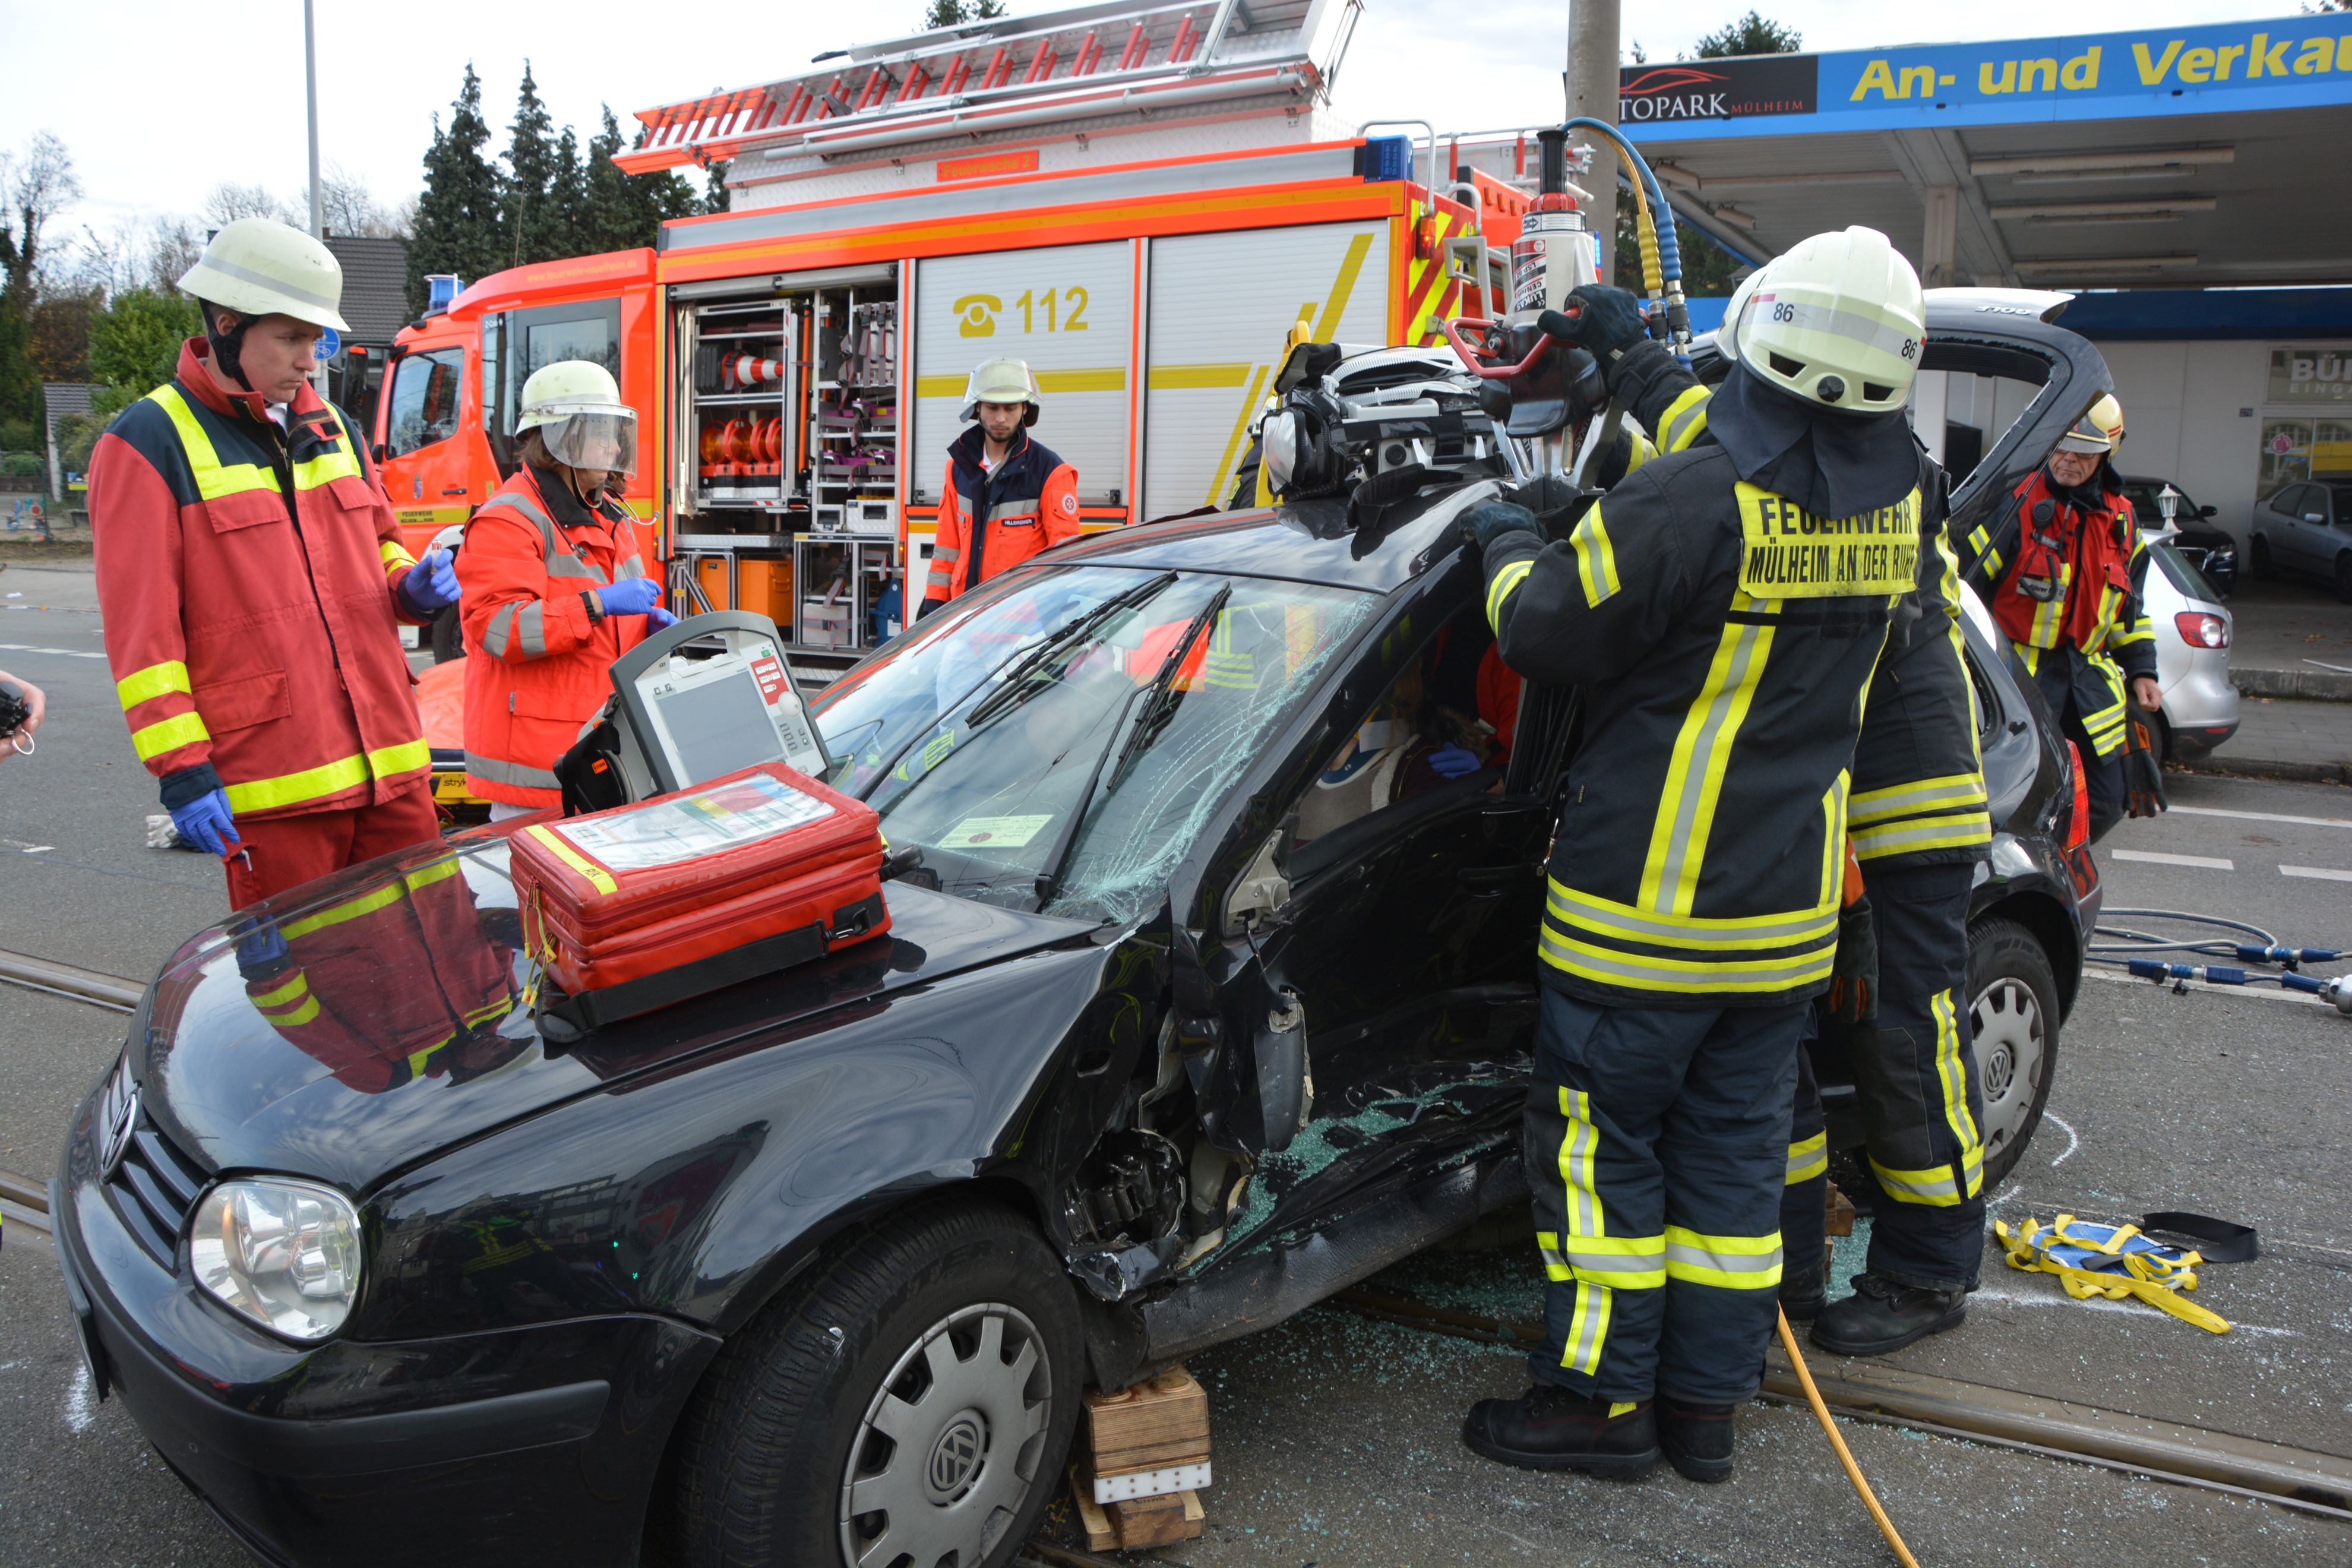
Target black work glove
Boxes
[1829,896,1879,1026]
[1540,285,1649,358]
[1461,500,1542,555]
[2124,704,2169,819]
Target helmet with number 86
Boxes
[1731,226,1924,415]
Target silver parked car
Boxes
[2136,527,2239,760]
[2249,478,2352,602]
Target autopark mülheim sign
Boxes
[1617,55,1818,122]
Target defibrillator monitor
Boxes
[605,612,826,798]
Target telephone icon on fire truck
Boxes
[954,295,1001,336]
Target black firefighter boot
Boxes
[1656,1398,1738,1483]
[1461,1384,1659,1476]
[1810,1271,1967,1356]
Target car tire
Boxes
[429,604,465,663]
[1967,916,2060,1195]
[2335,555,2352,605]
[2249,535,2275,580]
[671,1199,1083,1568]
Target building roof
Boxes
[324,235,411,344]
[41,382,96,435]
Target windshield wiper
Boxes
[1033,583,1231,909]
[861,571,1179,796]
[963,570,1180,732]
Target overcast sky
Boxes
[0,0,2296,244]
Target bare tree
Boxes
[203,182,294,228]
[145,218,206,293]
[1,132,83,296]
[317,162,407,239]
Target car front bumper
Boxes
[53,1102,722,1568]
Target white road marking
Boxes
[64,1362,94,1433]
[2044,1113,2079,1168]
[2170,805,2352,830]
[0,642,103,659]
[2111,849,2234,870]
[2280,864,2352,883]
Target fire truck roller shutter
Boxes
[913,241,1133,513]
[1142,222,1390,524]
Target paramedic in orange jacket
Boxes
[88,220,456,908]
[459,361,668,820]
[919,358,1082,617]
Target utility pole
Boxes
[305,0,327,393]
[1566,0,1620,284]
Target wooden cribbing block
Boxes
[1081,1365,1210,1478]
[1070,1477,1205,1553]
[1825,1180,1857,1239]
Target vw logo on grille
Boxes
[927,1414,985,1498]
[97,1063,139,1180]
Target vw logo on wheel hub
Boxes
[926,1412,986,1500]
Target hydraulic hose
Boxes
[1558,118,1688,359]
[1776,1308,1924,1568]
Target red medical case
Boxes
[509,762,889,1033]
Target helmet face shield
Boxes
[542,410,638,478]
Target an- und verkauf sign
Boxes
[1618,55,1820,122]
[2269,347,2352,404]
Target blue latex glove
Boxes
[646,606,678,631]
[1462,501,1541,555]
[1427,743,1482,780]
[596,577,665,618]
[235,922,288,972]
[402,548,460,614]
[171,788,241,857]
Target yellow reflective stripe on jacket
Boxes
[1539,925,1837,994]
[222,736,428,815]
[1852,811,1993,860]
[293,444,363,489]
[261,994,321,1029]
[1662,1225,1784,1289]
[1787,1131,1828,1186]
[1545,877,1836,951]
[116,660,191,711]
[380,539,419,573]
[1569,512,1620,605]
[1655,384,1711,454]
[1485,558,1534,631]
[1640,612,1776,913]
[1850,772,1987,826]
[526,824,618,896]
[146,385,282,500]
[132,710,210,761]
[249,970,309,1009]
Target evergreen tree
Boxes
[922,0,1007,25]
[705,160,731,216]
[407,65,507,316]
[580,108,707,253]
[87,288,201,419]
[540,124,587,263]
[502,63,562,267]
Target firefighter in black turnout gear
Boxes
[1457,229,1933,1485]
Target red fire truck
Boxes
[375,0,1551,682]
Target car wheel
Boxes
[1967,917,2060,1194]
[671,1199,1082,1568]
[2249,535,2275,580]
[429,604,465,662]
[2335,555,2352,605]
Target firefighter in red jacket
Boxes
[90,220,457,908]
[1956,394,2163,841]
[459,361,669,820]
[919,358,1081,616]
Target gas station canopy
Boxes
[1607,13,2352,292]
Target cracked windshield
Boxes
[811,565,1376,919]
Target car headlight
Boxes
[190,1178,363,1341]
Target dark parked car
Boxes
[2250,476,2352,600]
[2119,476,2236,598]
[54,298,2102,1568]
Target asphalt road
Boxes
[3,555,2350,1565]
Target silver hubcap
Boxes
[838,1303,1052,1568]
[1971,975,2044,1169]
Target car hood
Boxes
[132,833,1095,1192]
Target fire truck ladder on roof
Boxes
[615,0,1364,175]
